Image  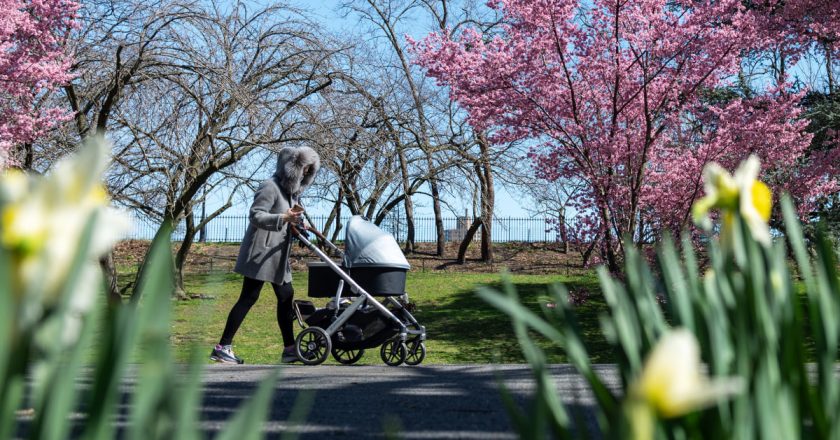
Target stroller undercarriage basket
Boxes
[293,298,413,351]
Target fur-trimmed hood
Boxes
[275,146,320,197]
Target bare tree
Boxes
[300,43,440,249]
[340,0,456,255]
[46,0,200,303]
[101,2,337,298]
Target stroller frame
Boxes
[291,224,426,365]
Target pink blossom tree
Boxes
[748,0,840,68]
[411,0,835,272]
[711,0,840,229]
[0,0,77,168]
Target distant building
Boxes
[445,212,472,242]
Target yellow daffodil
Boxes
[1,137,131,341]
[1,196,49,257]
[626,329,743,439]
[692,155,773,246]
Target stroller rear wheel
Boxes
[296,327,331,365]
[332,347,364,365]
[404,340,426,366]
[380,338,407,366]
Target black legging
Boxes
[219,276,296,347]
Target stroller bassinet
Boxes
[308,216,410,297]
[291,216,426,366]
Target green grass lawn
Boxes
[170,270,611,365]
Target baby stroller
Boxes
[290,215,427,366]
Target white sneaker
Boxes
[210,344,244,364]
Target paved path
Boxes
[18,363,840,438]
[196,364,621,439]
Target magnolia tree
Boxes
[411,0,839,272]
[0,0,76,168]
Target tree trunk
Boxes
[456,217,482,264]
[398,149,416,253]
[173,211,195,300]
[10,143,34,171]
[477,133,495,262]
[559,206,569,253]
[598,202,621,273]
[22,143,33,170]
[636,214,645,245]
[428,156,445,257]
[199,187,207,243]
[479,218,492,262]
[344,189,361,215]
[323,187,344,252]
[826,42,835,94]
[581,235,600,268]
[99,252,122,305]
[330,199,344,243]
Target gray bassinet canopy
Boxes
[343,215,410,269]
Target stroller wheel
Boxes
[380,338,407,366]
[332,348,364,365]
[295,327,331,365]
[404,340,426,366]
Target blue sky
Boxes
[215,0,533,219]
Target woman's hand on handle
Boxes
[282,208,302,224]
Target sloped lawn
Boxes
[168,271,610,365]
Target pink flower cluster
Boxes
[0,0,77,167]
[410,0,839,241]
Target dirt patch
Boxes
[402,242,585,274]
[114,239,587,276]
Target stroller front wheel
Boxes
[332,347,365,365]
[380,338,407,366]
[296,327,331,365]
[404,340,426,366]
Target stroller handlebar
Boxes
[291,223,345,258]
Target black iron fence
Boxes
[126,214,561,243]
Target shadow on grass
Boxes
[419,278,616,364]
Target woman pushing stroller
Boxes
[210,146,320,364]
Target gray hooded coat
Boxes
[234,147,320,284]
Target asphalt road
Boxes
[196,364,621,439]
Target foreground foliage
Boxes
[0,140,277,439]
[482,159,840,438]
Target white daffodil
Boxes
[632,329,742,417]
[732,156,772,246]
[0,137,131,338]
[626,329,743,439]
[0,168,29,203]
[692,155,773,246]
